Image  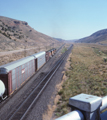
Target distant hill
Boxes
[53,37,77,43]
[76,29,107,43]
[0,16,60,52]
[53,38,65,42]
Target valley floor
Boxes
[53,43,107,118]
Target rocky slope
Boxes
[0,16,60,51]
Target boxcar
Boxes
[46,51,50,62]
[46,50,53,61]
[49,50,52,58]
[0,49,56,99]
[53,48,56,55]
[46,48,56,61]
[51,49,54,56]
[31,51,46,70]
[0,56,35,97]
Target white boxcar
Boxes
[0,56,35,96]
[31,51,46,70]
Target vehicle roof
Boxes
[31,51,45,58]
[0,56,34,72]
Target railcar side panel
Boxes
[35,58,37,71]
[10,59,35,95]
[12,69,16,92]
[37,54,46,69]
[18,66,22,88]
[8,71,12,95]
[46,51,50,62]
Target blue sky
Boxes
[0,0,107,40]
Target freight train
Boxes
[0,48,56,100]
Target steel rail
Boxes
[8,45,72,120]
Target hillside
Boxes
[53,38,65,42]
[0,16,60,52]
[76,29,107,43]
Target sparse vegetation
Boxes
[55,43,107,117]
[61,47,67,53]
[104,58,107,62]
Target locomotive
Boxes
[0,48,56,100]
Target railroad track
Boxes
[5,45,73,120]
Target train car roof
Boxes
[0,56,34,72]
[46,48,56,52]
[31,51,45,58]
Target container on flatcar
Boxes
[0,56,35,97]
[31,51,46,70]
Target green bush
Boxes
[104,58,107,62]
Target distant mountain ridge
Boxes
[53,37,77,43]
[0,16,60,51]
[76,29,107,43]
[53,38,65,42]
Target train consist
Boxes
[0,48,56,100]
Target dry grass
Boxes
[99,40,107,44]
[55,43,107,117]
